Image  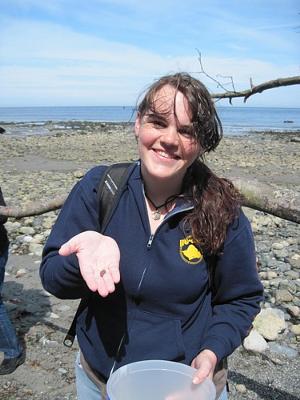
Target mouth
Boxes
[153,149,180,160]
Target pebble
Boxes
[46,312,60,319]
[236,384,247,394]
[58,368,68,375]
[290,324,300,335]
[39,336,58,347]
[15,268,27,277]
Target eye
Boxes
[178,127,193,138]
[146,115,167,128]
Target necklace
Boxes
[145,193,179,220]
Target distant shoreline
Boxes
[1,120,300,138]
[0,105,299,134]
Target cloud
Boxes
[0,17,299,107]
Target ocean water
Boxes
[0,105,299,136]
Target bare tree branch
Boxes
[196,50,233,93]
[211,76,300,102]
[195,51,300,103]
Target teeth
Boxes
[157,150,175,159]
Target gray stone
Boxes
[278,280,297,294]
[286,305,300,318]
[290,324,300,335]
[275,261,291,272]
[268,342,298,359]
[272,241,289,250]
[289,257,300,269]
[19,226,35,235]
[284,270,300,280]
[273,249,289,259]
[28,242,43,256]
[243,329,269,353]
[275,289,294,303]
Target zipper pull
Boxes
[147,234,154,248]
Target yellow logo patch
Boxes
[179,236,203,264]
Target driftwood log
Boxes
[0,179,299,224]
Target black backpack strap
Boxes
[63,162,135,347]
[63,297,89,347]
[98,162,135,232]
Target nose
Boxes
[160,126,179,147]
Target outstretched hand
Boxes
[191,349,217,385]
[59,231,120,297]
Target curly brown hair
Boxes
[138,72,241,255]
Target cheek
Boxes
[137,129,154,149]
[183,141,200,161]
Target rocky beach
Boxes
[0,122,299,400]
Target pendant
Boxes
[153,211,161,220]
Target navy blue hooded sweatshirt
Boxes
[40,163,263,380]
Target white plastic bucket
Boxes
[107,360,216,400]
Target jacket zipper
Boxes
[110,205,193,373]
[147,234,154,248]
[146,205,193,250]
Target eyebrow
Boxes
[145,112,193,130]
[145,112,167,121]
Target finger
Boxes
[80,265,98,292]
[89,268,118,297]
[108,266,120,284]
[96,278,110,297]
[101,271,116,294]
[93,269,110,297]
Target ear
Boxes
[135,113,141,138]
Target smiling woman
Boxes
[40,72,263,400]
[135,85,201,199]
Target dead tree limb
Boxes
[211,76,300,103]
[195,50,300,103]
[0,181,299,223]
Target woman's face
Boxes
[135,84,200,189]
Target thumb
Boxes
[59,236,81,256]
[193,367,210,385]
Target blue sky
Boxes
[0,0,299,107]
